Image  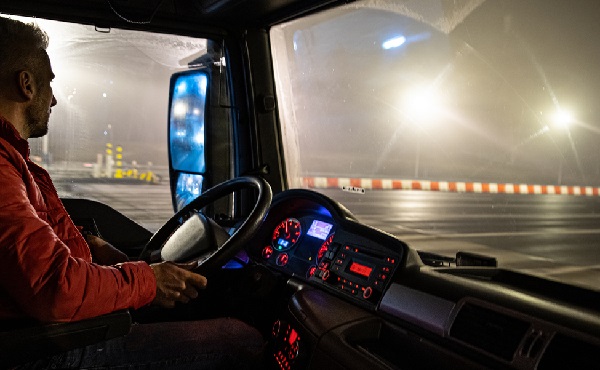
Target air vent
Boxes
[450,303,530,361]
[537,333,600,370]
[520,330,547,359]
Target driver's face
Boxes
[25,51,57,139]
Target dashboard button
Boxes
[276,253,289,266]
[363,287,373,299]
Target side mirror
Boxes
[168,69,209,211]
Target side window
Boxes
[8,15,209,232]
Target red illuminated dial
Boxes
[276,253,289,266]
[272,218,302,251]
[262,246,274,259]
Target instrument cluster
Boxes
[257,212,401,308]
[259,216,335,279]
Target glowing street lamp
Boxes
[400,85,446,178]
[553,109,574,128]
[403,86,444,122]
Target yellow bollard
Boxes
[114,145,123,178]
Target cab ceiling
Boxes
[0,0,348,33]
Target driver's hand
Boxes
[149,261,207,308]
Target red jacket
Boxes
[0,116,156,322]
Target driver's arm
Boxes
[0,144,156,322]
[85,234,129,265]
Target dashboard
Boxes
[244,189,600,370]
[249,189,405,310]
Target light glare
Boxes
[553,109,574,128]
[173,102,187,118]
[403,87,444,121]
[382,36,406,50]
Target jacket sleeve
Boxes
[0,149,156,322]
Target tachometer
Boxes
[272,218,302,251]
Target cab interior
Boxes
[1,1,600,369]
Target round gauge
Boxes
[272,218,302,251]
[317,232,335,263]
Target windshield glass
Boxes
[272,0,600,290]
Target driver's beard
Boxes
[25,102,49,139]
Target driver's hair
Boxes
[0,16,49,92]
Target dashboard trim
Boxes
[379,283,455,337]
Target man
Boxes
[0,16,263,368]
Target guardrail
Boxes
[302,177,600,196]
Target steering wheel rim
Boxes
[141,176,272,275]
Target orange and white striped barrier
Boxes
[301,177,600,196]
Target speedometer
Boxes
[272,218,302,251]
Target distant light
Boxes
[193,132,204,145]
[176,81,188,95]
[382,35,406,50]
[403,86,444,121]
[553,109,574,128]
[192,108,201,116]
[102,93,107,98]
[173,102,187,118]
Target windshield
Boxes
[272,0,600,290]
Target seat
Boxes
[0,310,132,367]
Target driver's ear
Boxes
[17,70,36,101]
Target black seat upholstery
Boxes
[0,310,131,367]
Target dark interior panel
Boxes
[62,198,153,255]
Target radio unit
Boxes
[311,240,399,305]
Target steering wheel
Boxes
[140,176,272,275]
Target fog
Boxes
[20,19,207,167]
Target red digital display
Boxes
[349,261,373,278]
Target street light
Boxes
[552,108,574,128]
[401,85,445,178]
[403,86,444,122]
